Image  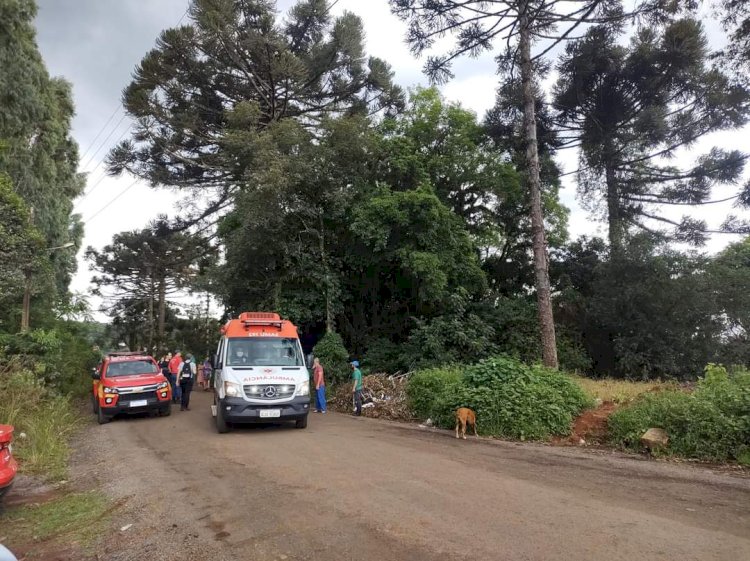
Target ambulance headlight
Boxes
[296,379,310,397]
[224,381,242,397]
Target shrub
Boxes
[0,363,82,480]
[313,331,350,385]
[406,365,464,426]
[461,357,593,440]
[609,364,750,462]
[407,355,593,440]
[0,326,99,398]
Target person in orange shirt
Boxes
[168,350,182,403]
[312,357,326,413]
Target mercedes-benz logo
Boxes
[263,386,277,398]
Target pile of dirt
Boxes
[554,401,619,446]
[328,373,413,421]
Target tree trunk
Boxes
[319,214,334,333]
[519,1,558,369]
[157,276,166,349]
[148,269,155,350]
[605,157,623,253]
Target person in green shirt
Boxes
[351,360,363,416]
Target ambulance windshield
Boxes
[226,337,303,367]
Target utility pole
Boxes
[21,207,35,333]
[20,237,75,332]
[20,269,32,332]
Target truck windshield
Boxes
[107,360,159,377]
[227,338,303,367]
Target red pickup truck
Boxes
[0,424,18,500]
[91,352,172,424]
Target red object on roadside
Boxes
[0,424,18,499]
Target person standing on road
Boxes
[160,352,175,398]
[313,358,326,413]
[200,357,212,391]
[179,354,197,411]
[168,350,183,403]
[351,360,363,416]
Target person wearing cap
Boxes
[179,354,197,411]
[351,360,363,416]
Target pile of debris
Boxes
[328,373,413,421]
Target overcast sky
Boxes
[34,0,749,318]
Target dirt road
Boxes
[78,391,750,561]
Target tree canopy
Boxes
[554,18,750,249]
[0,0,83,327]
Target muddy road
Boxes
[77,391,750,561]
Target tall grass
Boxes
[570,375,668,404]
[0,363,83,480]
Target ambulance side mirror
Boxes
[91,368,100,380]
[305,354,314,370]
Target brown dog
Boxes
[455,407,478,439]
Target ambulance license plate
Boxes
[260,409,281,418]
[130,400,148,408]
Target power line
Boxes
[76,123,137,204]
[83,179,139,224]
[79,105,121,162]
[80,114,130,171]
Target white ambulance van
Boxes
[211,312,310,433]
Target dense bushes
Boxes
[406,366,464,427]
[0,323,99,480]
[1,325,99,398]
[406,356,592,440]
[313,331,350,385]
[0,362,82,480]
[609,365,750,463]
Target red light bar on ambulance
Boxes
[238,312,283,328]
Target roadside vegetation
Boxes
[0,328,99,480]
[2,490,111,548]
[407,356,592,440]
[570,376,667,405]
[609,365,750,464]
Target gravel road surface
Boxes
[77,391,750,561]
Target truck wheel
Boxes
[295,416,308,429]
[97,407,111,425]
[91,394,98,414]
[216,405,230,434]
[160,404,172,417]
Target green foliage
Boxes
[362,338,403,374]
[1,325,99,397]
[86,217,210,350]
[407,356,592,440]
[0,364,82,480]
[0,174,44,309]
[1,490,110,545]
[406,365,464,427]
[553,234,741,380]
[554,20,749,246]
[0,0,84,302]
[609,365,750,462]
[313,331,350,385]
[459,357,592,440]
